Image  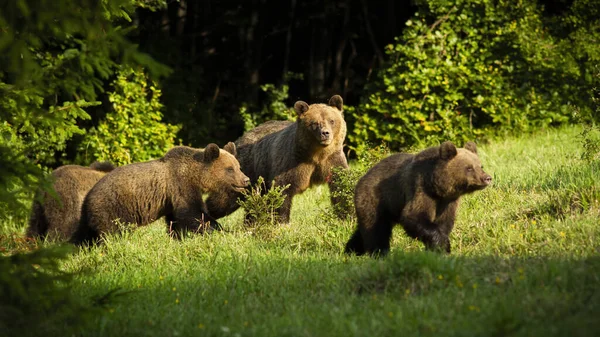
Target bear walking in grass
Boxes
[345,141,492,256]
[71,143,249,244]
[26,162,115,241]
[206,95,349,223]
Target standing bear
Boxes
[345,141,492,256]
[206,95,349,223]
[71,143,249,244]
[26,161,115,241]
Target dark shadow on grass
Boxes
[60,250,600,337]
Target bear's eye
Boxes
[466,167,474,172]
[226,167,235,173]
[330,119,335,124]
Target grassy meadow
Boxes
[2,125,600,336]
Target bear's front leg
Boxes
[205,189,242,219]
[401,214,451,254]
[167,207,221,239]
[276,192,293,224]
[267,179,296,224]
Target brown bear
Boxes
[206,95,349,223]
[26,161,115,241]
[71,143,249,244]
[345,141,492,256]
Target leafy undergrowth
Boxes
[1,125,600,336]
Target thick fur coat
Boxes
[206,95,348,223]
[27,161,115,241]
[345,141,492,256]
[72,143,248,243]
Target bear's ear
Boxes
[223,142,237,156]
[203,143,220,163]
[464,141,478,154]
[294,101,309,116]
[328,95,343,112]
[440,141,458,160]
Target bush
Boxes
[237,177,290,227]
[78,67,181,165]
[0,0,170,219]
[350,0,599,152]
[326,144,391,220]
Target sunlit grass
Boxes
[1,125,599,336]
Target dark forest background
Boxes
[0,0,598,216]
[134,0,417,146]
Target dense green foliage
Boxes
[79,67,180,165]
[350,0,600,151]
[0,0,171,217]
[1,126,600,336]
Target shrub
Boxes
[0,0,170,220]
[78,67,181,165]
[580,125,600,163]
[327,144,391,220]
[350,0,599,152]
[237,176,290,227]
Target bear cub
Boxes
[72,143,249,244]
[27,161,115,241]
[345,141,491,256]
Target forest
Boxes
[1,0,600,336]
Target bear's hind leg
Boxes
[360,219,394,258]
[26,201,48,239]
[344,229,365,255]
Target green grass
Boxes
[2,125,600,336]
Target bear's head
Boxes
[431,141,492,200]
[294,95,345,147]
[199,143,250,194]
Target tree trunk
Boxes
[281,0,297,84]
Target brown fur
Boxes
[26,161,116,241]
[71,143,249,243]
[206,95,349,223]
[345,141,492,256]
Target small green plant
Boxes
[79,67,181,165]
[328,167,365,221]
[237,176,290,227]
[327,143,392,221]
[579,124,600,163]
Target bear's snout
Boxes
[232,175,250,193]
[319,129,332,145]
[482,174,492,185]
